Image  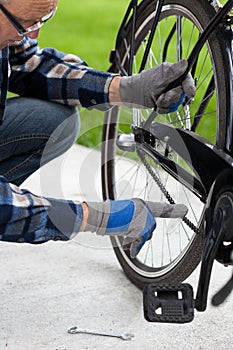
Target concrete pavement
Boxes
[0,144,232,350]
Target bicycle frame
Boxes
[108,0,233,318]
[110,0,233,198]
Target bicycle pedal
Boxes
[143,283,195,323]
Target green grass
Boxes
[38,0,128,149]
[39,0,127,71]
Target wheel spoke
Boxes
[102,0,227,286]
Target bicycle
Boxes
[101,0,233,304]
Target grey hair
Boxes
[0,0,9,4]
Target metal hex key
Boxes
[68,326,134,341]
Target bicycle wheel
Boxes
[101,0,231,289]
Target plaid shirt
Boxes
[0,176,83,243]
[0,37,115,123]
[0,37,115,242]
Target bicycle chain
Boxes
[137,148,200,235]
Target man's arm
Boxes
[0,173,154,258]
[0,175,84,243]
[108,76,122,104]
[9,37,117,111]
[0,174,187,259]
[8,38,195,113]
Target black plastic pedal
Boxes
[143,283,195,323]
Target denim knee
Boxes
[0,98,80,185]
[39,104,80,166]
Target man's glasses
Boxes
[0,5,57,36]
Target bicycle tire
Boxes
[101,0,231,289]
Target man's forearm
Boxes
[0,175,86,243]
[108,76,122,105]
[9,37,116,111]
[80,202,89,231]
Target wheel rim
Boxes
[105,3,219,278]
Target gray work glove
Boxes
[84,199,187,258]
[119,60,196,113]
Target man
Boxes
[0,0,195,258]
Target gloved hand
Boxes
[119,59,196,113]
[84,199,187,258]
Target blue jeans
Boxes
[0,97,80,186]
